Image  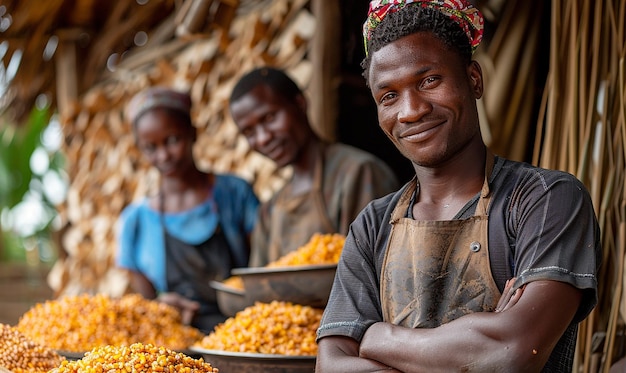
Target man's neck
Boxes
[290,139,322,195]
[413,144,487,209]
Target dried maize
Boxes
[0,323,65,373]
[266,233,346,268]
[194,301,322,355]
[17,294,203,352]
[221,276,244,291]
[220,233,346,289]
[50,342,219,372]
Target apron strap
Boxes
[390,177,417,223]
[476,151,496,216]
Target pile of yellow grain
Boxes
[17,294,204,352]
[51,342,218,372]
[221,276,245,291]
[221,233,346,291]
[194,301,322,355]
[0,323,65,373]
[267,233,346,268]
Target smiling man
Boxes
[315,1,602,372]
[229,67,399,267]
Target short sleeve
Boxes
[506,169,601,323]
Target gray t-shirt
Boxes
[317,157,601,372]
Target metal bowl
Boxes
[189,347,316,373]
[231,264,337,308]
[210,280,255,317]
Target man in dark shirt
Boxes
[315,1,601,372]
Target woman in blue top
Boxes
[116,87,259,333]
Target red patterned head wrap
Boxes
[363,0,484,56]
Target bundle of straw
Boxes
[534,2,625,372]
[478,1,625,371]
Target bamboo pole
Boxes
[564,0,578,174]
[540,0,558,169]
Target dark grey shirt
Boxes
[317,157,601,372]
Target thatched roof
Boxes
[1,0,254,125]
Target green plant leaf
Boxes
[0,107,50,209]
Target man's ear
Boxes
[468,60,484,99]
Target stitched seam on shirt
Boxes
[519,265,596,279]
[318,321,362,332]
[526,171,550,272]
[537,170,549,190]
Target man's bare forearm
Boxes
[315,336,402,373]
[359,318,525,373]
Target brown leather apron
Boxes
[381,155,500,328]
[266,147,335,259]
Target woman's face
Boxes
[229,84,311,168]
[134,109,196,177]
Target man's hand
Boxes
[157,292,200,325]
[495,277,525,313]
